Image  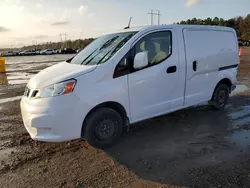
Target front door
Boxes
[128,30,181,123]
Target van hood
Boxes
[28,61,96,89]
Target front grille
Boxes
[31,90,38,98]
[24,87,38,99]
[24,87,31,97]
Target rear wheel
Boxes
[211,84,229,110]
[83,107,123,148]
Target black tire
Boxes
[83,107,123,149]
[211,84,229,110]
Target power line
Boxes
[148,9,162,25]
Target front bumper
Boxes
[20,93,86,142]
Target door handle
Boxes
[167,66,177,73]
[193,61,197,71]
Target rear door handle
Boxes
[167,66,177,73]
[193,61,197,71]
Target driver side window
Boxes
[135,31,172,66]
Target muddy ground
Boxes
[1,50,250,188]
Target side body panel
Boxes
[183,28,238,106]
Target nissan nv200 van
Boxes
[21,25,238,148]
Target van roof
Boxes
[114,24,235,33]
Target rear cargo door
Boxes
[183,28,237,106]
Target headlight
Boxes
[35,79,76,98]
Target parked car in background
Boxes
[39,50,46,55]
[59,48,76,54]
[16,51,22,55]
[13,51,20,56]
[76,48,82,53]
[3,51,17,56]
[19,50,34,56]
[40,49,55,55]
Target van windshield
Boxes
[70,31,137,65]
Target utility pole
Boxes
[60,33,67,48]
[60,34,63,49]
[149,9,153,25]
[148,9,162,25]
[32,40,37,49]
[158,10,161,25]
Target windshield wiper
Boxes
[84,38,120,65]
[98,34,134,64]
[99,36,119,50]
[80,48,98,65]
[81,37,119,65]
[84,50,105,65]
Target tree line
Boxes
[176,14,250,41]
[20,38,95,51]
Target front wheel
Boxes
[211,84,229,110]
[83,107,123,148]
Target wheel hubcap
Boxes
[95,118,116,141]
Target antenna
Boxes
[124,17,132,29]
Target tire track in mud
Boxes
[0,139,87,174]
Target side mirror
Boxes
[133,51,148,69]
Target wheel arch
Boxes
[211,78,232,100]
[81,101,129,137]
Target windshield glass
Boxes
[70,31,137,65]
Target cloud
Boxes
[33,35,48,39]
[9,35,48,41]
[78,5,88,15]
[88,13,95,18]
[0,5,26,28]
[0,26,10,32]
[51,21,70,26]
[185,0,200,7]
[36,3,42,9]
[60,9,68,21]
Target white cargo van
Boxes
[21,25,238,148]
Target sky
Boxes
[0,0,249,48]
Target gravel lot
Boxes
[1,50,250,188]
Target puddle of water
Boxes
[0,148,16,161]
[0,96,22,104]
[8,79,29,85]
[5,54,71,65]
[0,72,32,85]
[233,117,250,128]
[228,105,250,129]
[227,130,250,148]
[228,106,250,120]
[7,73,33,80]
[231,85,249,96]
[7,67,35,72]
